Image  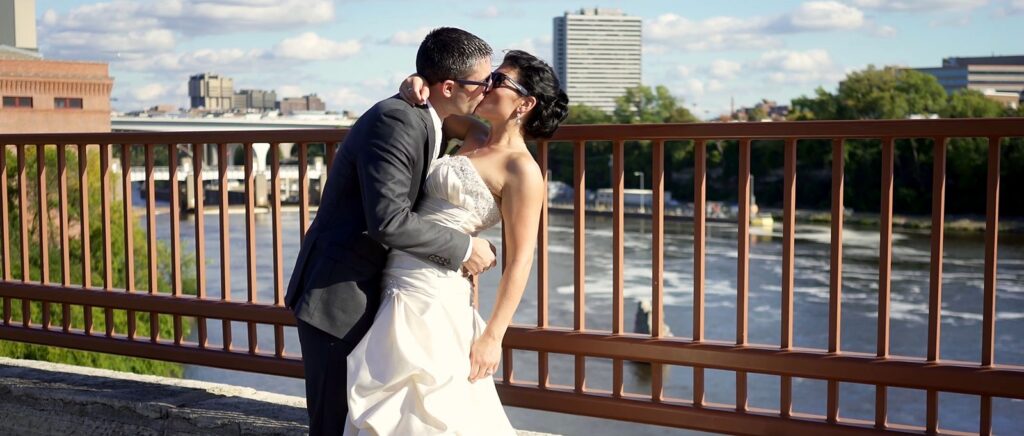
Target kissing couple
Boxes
[284,27,570,435]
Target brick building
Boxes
[279,94,326,115]
[0,46,114,133]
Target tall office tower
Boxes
[188,73,234,111]
[553,8,642,113]
[0,0,37,51]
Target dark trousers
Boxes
[298,319,358,436]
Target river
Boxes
[145,201,1023,435]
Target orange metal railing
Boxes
[1,119,1023,435]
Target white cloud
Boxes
[120,48,266,73]
[325,87,377,113]
[646,14,781,52]
[709,60,742,79]
[272,33,362,61]
[472,6,501,19]
[41,0,333,36]
[754,49,845,84]
[277,85,307,99]
[676,79,707,98]
[45,29,176,60]
[870,24,898,37]
[675,66,693,77]
[131,83,169,101]
[646,2,871,53]
[505,35,553,64]
[995,0,1024,14]
[784,1,865,30]
[386,27,433,46]
[38,0,335,62]
[847,0,988,11]
[187,0,334,28]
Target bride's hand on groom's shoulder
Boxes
[467,335,501,383]
[399,74,429,106]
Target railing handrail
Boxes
[2,117,1023,144]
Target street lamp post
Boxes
[633,171,644,213]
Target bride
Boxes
[344,50,569,435]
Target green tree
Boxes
[1,146,197,376]
[789,87,840,120]
[613,85,697,124]
[941,89,1005,118]
[564,104,613,125]
[834,66,947,119]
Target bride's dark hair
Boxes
[501,50,569,139]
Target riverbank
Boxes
[546,204,1024,234]
[768,209,1024,234]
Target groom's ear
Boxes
[440,80,456,98]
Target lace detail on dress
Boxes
[438,155,501,231]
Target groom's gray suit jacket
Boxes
[285,95,470,340]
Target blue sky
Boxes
[35,0,1024,117]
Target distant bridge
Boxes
[111,116,354,132]
[126,165,323,183]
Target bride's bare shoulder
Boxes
[501,151,542,190]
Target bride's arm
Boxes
[468,154,544,382]
[398,75,489,145]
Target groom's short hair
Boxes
[416,27,492,85]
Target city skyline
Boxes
[34,0,1024,117]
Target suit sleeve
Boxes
[356,107,471,271]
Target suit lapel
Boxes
[416,105,434,185]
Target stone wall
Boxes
[0,357,556,435]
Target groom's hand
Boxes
[462,237,497,275]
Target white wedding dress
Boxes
[344,155,516,436]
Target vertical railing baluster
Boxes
[828,138,844,423]
[737,139,751,412]
[651,139,665,402]
[38,143,50,329]
[781,138,797,418]
[145,144,159,342]
[57,144,71,332]
[271,143,285,358]
[980,136,1001,436]
[877,137,895,429]
[926,137,948,434]
[193,143,208,348]
[537,140,550,389]
[693,140,707,407]
[101,145,113,336]
[122,143,136,339]
[79,144,93,335]
[18,144,29,327]
[244,143,259,354]
[169,144,183,345]
[1,144,10,326]
[573,140,586,394]
[298,143,310,243]
[325,141,336,174]
[218,142,232,351]
[611,139,625,398]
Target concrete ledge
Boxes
[0,357,555,435]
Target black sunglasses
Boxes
[453,71,529,96]
[487,71,529,96]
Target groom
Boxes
[284,28,497,435]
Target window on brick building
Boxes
[2,96,33,108]
[55,97,84,109]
